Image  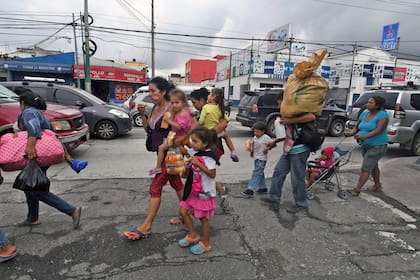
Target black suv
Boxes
[236,88,348,137]
[2,81,132,139]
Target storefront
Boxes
[2,52,146,104]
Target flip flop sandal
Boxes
[72,207,82,229]
[15,219,41,227]
[0,250,18,263]
[347,189,361,197]
[190,241,211,255]
[178,234,200,248]
[123,228,150,241]
[365,185,382,192]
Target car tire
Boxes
[411,131,420,156]
[95,120,118,139]
[328,118,345,137]
[266,118,276,138]
[133,113,143,127]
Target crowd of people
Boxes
[0,76,389,262]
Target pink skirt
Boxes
[180,194,216,219]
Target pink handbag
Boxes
[0,130,65,171]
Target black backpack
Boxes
[295,119,326,151]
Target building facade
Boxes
[185,56,226,84]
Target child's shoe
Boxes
[242,189,254,198]
[149,167,162,176]
[230,152,239,162]
[256,188,268,194]
[71,160,88,173]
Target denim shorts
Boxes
[361,145,387,172]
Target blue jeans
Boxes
[269,151,310,208]
[247,159,267,191]
[0,230,9,247]
[25,191,76,222]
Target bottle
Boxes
[161,112,171,128]
[274,116,286,138]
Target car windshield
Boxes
[71,87,106,105]
[353,91,399,110]
[0,84,19,100]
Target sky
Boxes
[0,0,419,77]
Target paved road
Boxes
[1,122,419,279]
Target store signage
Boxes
[267,24,291,53]
[381,23,399,50]
[383,66,394,79]
[3,61,73,73]
[393,67,407,82]
[74,65,146,83]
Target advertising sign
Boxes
[381,23,399,50]
[393,67,407,82]
[74,65,146,83]
[267,24,291,53]
[383,66,394,79]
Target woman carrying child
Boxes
[305,146,334,188]
[178,127,219,255]
[149,89,192,175]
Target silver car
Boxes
[346,82,420,155]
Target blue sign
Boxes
[264,61,275,74]
[320,66,331,79]
[381,23,399,50]
[3,61,73,73]
[283,62,294,77]
[383,66,394,79]
[363,64,374,77]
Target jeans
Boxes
[0,230,9,247]
[247,159,267,191]
[269,150,310,208]
[25,192,76,222]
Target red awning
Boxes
[74,65,146,83]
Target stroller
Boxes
[306,138,358,200]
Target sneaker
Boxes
[71,160,88,174]
[286,205,308,214]
[256,188,268,194]
[230,152,239,162]
[260,197,278,205]
[242,189,254,198]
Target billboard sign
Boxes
[381,23,399,50]
[267,24,291,53]
[393,67,407,82]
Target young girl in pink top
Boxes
[150,90,192,175]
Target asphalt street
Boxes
[1,117,420,279]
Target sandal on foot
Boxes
[71,160,88,173]
[0,250,18,263]
[149,167,162,176]
[365,184,382,192]
[178,234,200,248]
[15,219,41,227]
[123,228,151,241]
[347,189,361,197]
[190,241,211,255]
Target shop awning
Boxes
[3,60,73,73]
[74,65,146,83]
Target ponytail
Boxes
[16,87,47,110]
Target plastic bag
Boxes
[13,160,50,192]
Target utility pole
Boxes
[151,0,155,78]
[228,51,232,101]
[72,13,81,88]
[84,0,92,93]
[287,36,294,79]
[247,38,254,90]
[392,37,400,80]
[347,43,357,110]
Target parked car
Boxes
[2,81,132,139]
[0,85,89,151]
[236,88,348,137]
[346,82,420,155]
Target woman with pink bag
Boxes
[13,89,82,229]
